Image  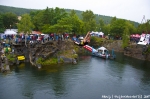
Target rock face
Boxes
[103,40,150,61]
[103,40,124,52]
[29,41,59,66]
[4,39,150,69]
[28,40,78,66]
[5,40,79,68]
[124,44,150,61]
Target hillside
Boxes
[0,5,38,15]
[65,9,112,25]
[0,5,139,26]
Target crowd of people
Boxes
[0,33,71,59]
[0,33,70,46]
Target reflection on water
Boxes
[0,52,150,99]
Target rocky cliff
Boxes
[28,40,79,68]
[102,40,150,61]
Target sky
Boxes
[0,0,150,23]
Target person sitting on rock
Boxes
[74,31,91,46]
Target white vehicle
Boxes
[138,34,150,45]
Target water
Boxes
[0,52,150,99]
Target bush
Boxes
[90,36,107,47]
[6,54,16,62]
[36,57,58,65]
[143,45,150,54]
[36,57,44,64]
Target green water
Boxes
[0,52,150,99]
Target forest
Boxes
[0,5,149,40]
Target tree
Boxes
[82,10,96,33]
[46,10,84,34]
[52,7,68,25]
[97,18,105,32]
[17,14,34,46]
[42,7,51,24]
[103,24,111,35]
[68,10,84,34]
[110,19,126,37]
[32,7,68,31]
[110,16,117,24]
[17,14,34,33]
[0,14,5,32]
[41,24,51,33]
[110,18,137,39]
[3,12,18,29]
[32,11,44,31]
[41,17,72,33]
[126,21,136,34]
[122,26,130,48]
[137,20,150,33]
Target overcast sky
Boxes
[0,0,150,23]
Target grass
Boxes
[6,54,16,62]
[36,57,58,65]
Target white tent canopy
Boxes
[98,32,104,36]
[97,46,107,51]
[90,31,104,37]
[4,30,17,35]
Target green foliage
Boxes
[90,36,105,47]
[52,7,68,24]
[0,14,5,32]
[2,12,18,29]
[82,10,96,33]
[6,54,16,62]
[110,19,126,37]
[48,23,72,33]
[72,54,78,59]
[97,18,105,31]
[32,11,44,30]
[42,7,51,24]
[17,14,34,34]
[126,21,136,34]
[122,26,130,48]
[36,57,58,65]
[146,46,150,53]
[1,5,141,37]
[41,24,51,33]
[103,24,111,35]
[59,58,64,63]
[31,7,69,33]
[0,5,139,27]
[110,17,117,24]
[91,36,104,43]
[143,46,150,54]
[68,10,84,34]
[58,50,78,59]
[96,18,112,35]
[36,57,44,64]
[110,19,137,38]
[137,20,150,33]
